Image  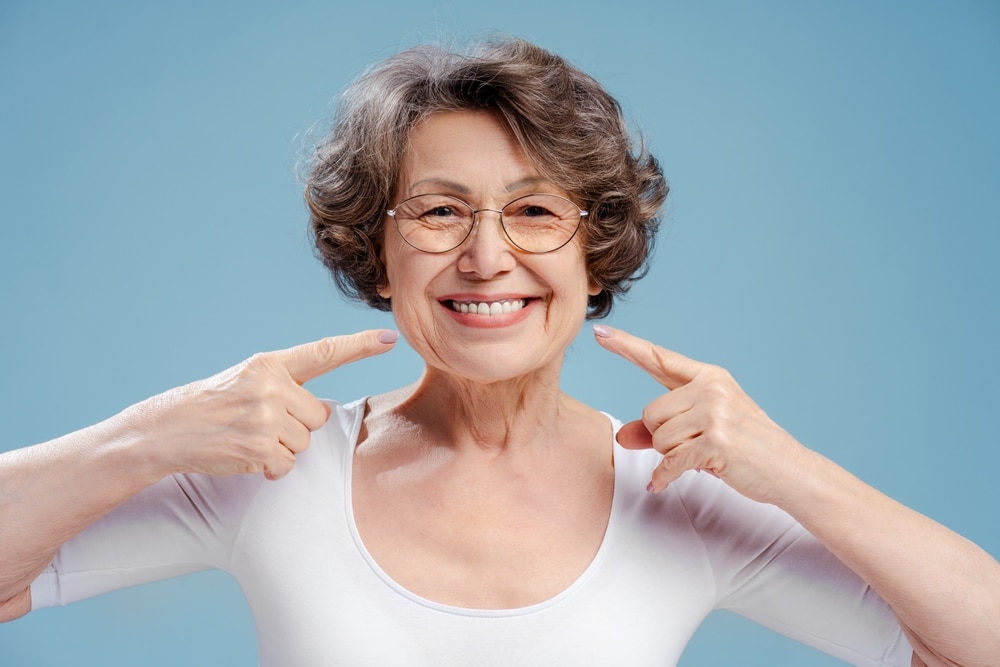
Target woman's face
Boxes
[381,110,598,384]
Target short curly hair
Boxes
[305,37,667,319]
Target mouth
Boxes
[443,298,531,315]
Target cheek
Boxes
[546,258,594,329]
[389,294,431,355]
[383,253,442,333]
[571,255,597,302]
[380,234,412,299]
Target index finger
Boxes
[272,329,399,385]
[593,325,703,390]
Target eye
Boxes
[521,205,556,218]
[399,195,473,233]
[505,199,562,224]
[506,203,557,220]
[424,205,459,218]
[504,194,581,223]
[395,195,471,223]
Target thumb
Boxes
[273,329,399,385]
[616,420,654,450]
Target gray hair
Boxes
[305,36,667,318]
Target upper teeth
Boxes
[452,299,525,315]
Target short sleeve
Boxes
[30,470,263,609]
[669,471,913,666]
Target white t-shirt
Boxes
[31,399,913,666]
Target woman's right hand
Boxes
[0,328,398,621]
[129,329,398,481]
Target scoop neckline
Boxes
[341,397,623,618]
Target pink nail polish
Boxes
[593,324,612,338]
[378,330,399,344]
[646,481,655,493]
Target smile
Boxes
[445,299,527,315]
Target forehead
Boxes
[397,111,542,197]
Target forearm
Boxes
[0,402,166,610]
[781,448,1000,666]
[0,331,390,624]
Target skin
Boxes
[0,330,398,621]
[358,111,1000,662]
[354,110,615,608]
[0,109,997,665]
[379,111,600,391]
[596,326,1000,666]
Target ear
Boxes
[587,277,602,296]
[376,235,391,299]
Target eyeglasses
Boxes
[386,193,588,254]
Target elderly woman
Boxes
[0,38,997,666]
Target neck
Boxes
[393,362,574,454]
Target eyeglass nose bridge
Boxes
[462,207,514,249]
[388,194,587,254]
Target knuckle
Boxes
[264,450,295,481]
[239,376,283,411]
[704,375,729,396]
[303,406,328,432]
[641,404,656,426]
[244,352,270,371]
[282,426,309,454]
[236,355,275,389]
[659,450,682,473]
[255,403,281,428]
[235,436,266,461]
[294,435,312,454]
[704,409,723,431]
[312,337,339,365]
[674,447,702,475]
[701,364,729,386]
[650,431,669,454]
[247,351,289,378]
[652,456,682,487]
[703,411,734,446]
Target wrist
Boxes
[772,446,873,535]
[92,397,180,489]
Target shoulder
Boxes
[610,441,800,548]
[282,397,366,473]
[319,397,367,442]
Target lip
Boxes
[438,293,539,328]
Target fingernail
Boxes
[378,330,399,344]
[593,324,612,338]
[646,481,655,493]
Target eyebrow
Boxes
[408,178,472,195]
[407,176,551,196]
[505,176,548,192]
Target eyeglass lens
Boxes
[391,194,583,253]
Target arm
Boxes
[0,330,397,622]
[595,324,1000,666]
[784,448,998,666]
[0,411,162,621]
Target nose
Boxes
[455,209,517,278]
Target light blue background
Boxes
[1,1,997,665]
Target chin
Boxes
[425,341,563,386]
[396,301,583,385]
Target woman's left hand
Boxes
[594,325,809,505]
[596,324,1000,663]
